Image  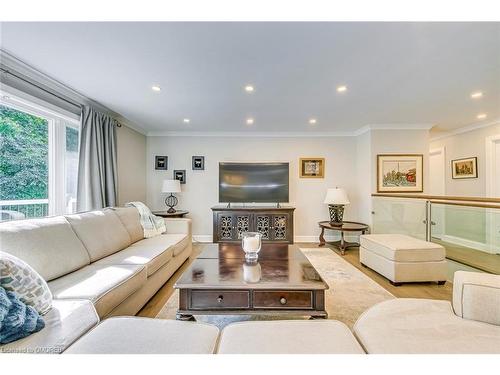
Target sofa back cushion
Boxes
[0,216,90,281]
[65,210,132,262]
[453,271,500,326]
[112,207,144,243]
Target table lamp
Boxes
[162,179,181,213]
[324,187,350,226]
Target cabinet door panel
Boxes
[235,214,251,240]
[217,213,234,241]
[272,214,289,241]
[255,214,272,240]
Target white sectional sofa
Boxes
[0,207,192,353]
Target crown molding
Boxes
[0,49,147,135]
[430,119,500,142]
[148,124,435,137]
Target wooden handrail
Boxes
[429,200,500,210]
[372,193,500,204]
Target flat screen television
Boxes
[219,162,289,203]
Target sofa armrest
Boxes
[452,271,500,325]
[164,218,192,237]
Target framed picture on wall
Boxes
[155,156,168,170]
[377,154,423,192]
[299,158,325,178]
[451,157,478,179]
[174,169,186,184]
[192,156,205,170]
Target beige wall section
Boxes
[116,125,147,205]
[430,121,500,197]
[147,136,360,241]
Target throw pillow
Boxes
[0,287,45,344]
[0,251,52,315]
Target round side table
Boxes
[318,221,369,255]
[153,210,189,218]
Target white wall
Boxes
[356,131,373,225]
[116,125,147,205]
[147,136,360,241]
[430,122,500,197]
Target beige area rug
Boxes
[156,248,394,329]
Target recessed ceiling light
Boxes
[308,118,317,125]
[246,118,254,125]
[183,118,190,124]
[336,85,347,93]
[151,85,161,92]
[245,85,255,93]
[470,91,483,99]
[477,113,487,120]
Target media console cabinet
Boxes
[212,205,295,243]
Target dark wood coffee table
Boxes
[174,243,328,320]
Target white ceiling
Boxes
[1,22,499,135]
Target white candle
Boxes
[243,236,260,251]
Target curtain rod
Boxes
[0,67,82,110]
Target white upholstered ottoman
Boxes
[359,234,447,285]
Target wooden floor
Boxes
[434,239,500,274]
[137,242,452,318]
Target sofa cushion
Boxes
[64,317,220,354]
[65,210,132,262]
[111,207,144,243]
[217,320,365,354]
[0,299,99,354]
[360,234,445,262]
[48,264,147,317]
[93,238,174,276]
[0,251,53,315]
[0,216,90,281]
[452,271,500,325]
[353,298,500,354]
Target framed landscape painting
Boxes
[377,154,423,193]
[452,157,477,179]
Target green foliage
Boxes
[0,105,49,200]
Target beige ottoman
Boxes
[217,320,365,354]
[359,234,447,285]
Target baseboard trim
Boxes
[193,235,213,243]
[440,234,491,253]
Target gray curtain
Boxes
[76,106,118,211]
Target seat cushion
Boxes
[0,216,90,281]
[112,207,144,243]
[353,298,500,354]
[0,299,99,354]
[65,210,132,262]
[217,320,365,354]
[48,264,147,317]
[360,234,445,262]
[64,317,219,354]
[94,238,174,276]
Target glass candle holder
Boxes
[241,232,262,262]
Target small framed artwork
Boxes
[377,154,423,193]
[155,156,168,170]
[192,156,205,170]
[299,158,325,178]
[452,157,478,179]
[174,169,186,184]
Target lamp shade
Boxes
[324,188,350,205]
[161,179,181,193]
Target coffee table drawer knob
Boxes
[217,295,223,303]
[280,297,287,305]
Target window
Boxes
[0,95,80,221]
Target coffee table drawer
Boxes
[190,290,250,309]
[253,291,313,309]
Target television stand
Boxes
[212,205,295,243]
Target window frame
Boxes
[0,91,80,216]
